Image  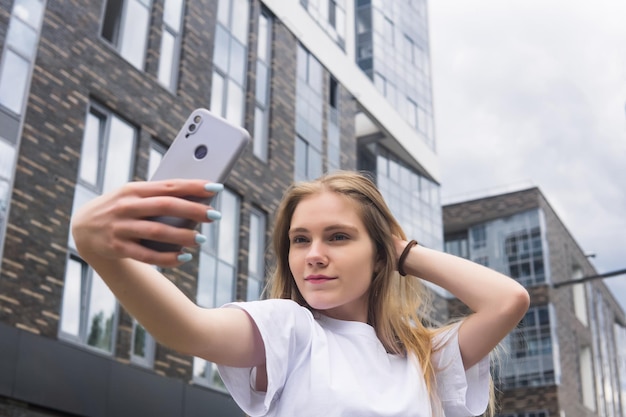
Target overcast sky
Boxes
[428,1,626,310]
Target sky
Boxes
[428,1,626,310]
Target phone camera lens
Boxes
[194,144,208,160]
[188,123,197,132]
[193,115,202,123]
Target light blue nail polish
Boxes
[195,234,207,244]
[206,210,222,221]
[177,253,193,263]
[204,183,224,193]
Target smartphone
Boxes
[141,108,250,252]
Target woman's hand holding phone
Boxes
[71,179,222,268]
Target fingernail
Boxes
[177,253,193,263]
[195,234,207,244]
[206,210,222,221]
[204,183,224,193]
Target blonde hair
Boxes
[268,170,439,394]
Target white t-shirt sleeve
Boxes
[216,299,313,417]
[432,323,491,417]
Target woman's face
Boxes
[288,191,378,322]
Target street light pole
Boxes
[552,268,626,289]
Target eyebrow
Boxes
[288,224,359,235]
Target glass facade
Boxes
[359,144,442,250]
[300,0,346,49]
[355,0,434,149]
[157,0,185,89]
[253,9,273,161]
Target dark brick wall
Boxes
[0,0,360,410]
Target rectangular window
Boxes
[0,0,45,116]
[253,10,272,161]
[247,208,266,301]
[211,0,249,127]
[497,306,555,389]
[59,104,137,354]
[101,0,153,70]
[301,0,346,48]
[295,45,323,181]
[0,139,16,256]
[193,188,240,389]
[580,346,596,411]
[505,227,545,286]
[157,0,185,90]
[326,77,340,172]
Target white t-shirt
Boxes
[217,299,489,417]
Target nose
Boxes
[306,240,328,267]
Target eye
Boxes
[330,233,349,242]
[291,235,309,244]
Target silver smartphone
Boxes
[141,108,250,252]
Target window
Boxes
[157,0,185,89]
[101,0,153,70]
[300,0,346,48]
[571,268,588,326]
[295,45,323,181]
[497,306,555,389]
[0,0,45,115]
[211,0,249,127]
[444,234,468,259]
[247,208,266,301]
[253,10,272,161]
[0,139,16,256]
[193,188,240,388]
[579,346,596,411]
[59,104,137,354]
[505,227,545,286]
[326,77,340,172]
[129,141,165,366]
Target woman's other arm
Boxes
[395,239,530,369]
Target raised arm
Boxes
[71,179,265,367]
[394,239,529,369]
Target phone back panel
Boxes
[142,108,250,252]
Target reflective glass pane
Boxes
[86,272,117,352]
[308,148,322,180]
[217,0,229,27]
[210,71,225,117]
[157,30,176,88]
[193,356,210,379]
[255,62,268,104]
[0,140,15,180]
[308,56,322,89]
[229,38,246,85]
[120,0,150,69]
[231,0,249,45]
[213,25,229,71]
[79,112,103,186]
[246,278,260,301]
[253,106,267,160]
[60,257,83,336]
[13,0,45,29]
[148,145,165,179]
[132,323,147,357]
[257,14,269,61]
[218,190,238,264]
[0,179,9,227]
[197,252,216,307]
[163,0,184,31]
[7,18,38,59]
[248,212,260,275]
[216,261,234,307]
[103,116,135,193]
[0,50,29,114]
[295,137,307,181]
[225,80,244,127]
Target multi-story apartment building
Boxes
[443,187,626,417]
[0,0,441,415]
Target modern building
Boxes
[0,0,442,415]
[443,187,626,417]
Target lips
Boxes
[305,275,337,284]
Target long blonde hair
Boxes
[267,170,438,394]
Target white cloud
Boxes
[429,1,626,309]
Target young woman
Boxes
[71,170,529,417]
